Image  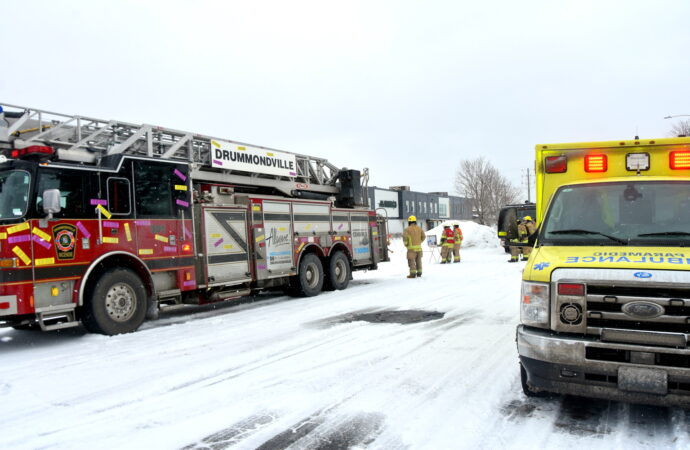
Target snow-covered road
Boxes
[2,241,689,449]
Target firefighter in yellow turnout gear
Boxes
[509,216,537,262]
[452,224,463,263]
[403,215,426,278]
[439,225,455,263]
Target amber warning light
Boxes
[584,154,607,173]
[670,150,690,169]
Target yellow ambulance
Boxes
[517,136,690,406]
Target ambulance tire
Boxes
[324,251,350,291]
[295,253,324,297]
[82,268,147,335]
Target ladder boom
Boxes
[0,102,342,194]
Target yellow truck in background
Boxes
[517,136,690,406]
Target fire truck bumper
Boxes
[517,325,690,407]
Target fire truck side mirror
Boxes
[42,189,62,218]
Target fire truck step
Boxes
[35,305,79,331]
[209,288,252,302]
[157,289,181,299]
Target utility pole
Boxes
[526,168,531,202]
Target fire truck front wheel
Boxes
[295,253,324,297]
[82,268,147,335]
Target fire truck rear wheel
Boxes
[296,253,324,297]
[324,251,350,291]
[82,268,147,335]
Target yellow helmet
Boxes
[523,216,533,222]
[408,215,417,222]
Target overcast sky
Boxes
[2,0,689,199]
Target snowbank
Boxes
[424,220,500,249]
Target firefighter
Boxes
[403,215,425,278]
[521,216,537,260]
[452,224,463,263]
[509,218,523,263]
[509,216,536,262]
[439,225,455,264]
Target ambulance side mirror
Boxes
[42,189,61,218]
[528,230,538,246]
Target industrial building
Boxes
[366,186,473,234]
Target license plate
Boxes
[618,366,667,395]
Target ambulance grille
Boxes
[585,284,690,342]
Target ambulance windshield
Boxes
[541,181,690,246]
[0,170,31,222]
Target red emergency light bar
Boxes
[10,145,55,160]
[584,154,607,173]
[670,150,690,170]
[545,156,567,173]
[558,283,585,296]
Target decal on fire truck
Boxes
[210,139,298,178]
[52,223,78,260]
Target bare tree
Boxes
[454,157,521,225]
[669,119,690,137]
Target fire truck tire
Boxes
[12,323,40,331]
[296,253,324,297]
[324,251,350,291]
[82,268,147,335]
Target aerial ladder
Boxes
[0,102,363,201]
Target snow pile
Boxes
[424,220,500,249]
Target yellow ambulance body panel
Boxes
[535,136,690,223]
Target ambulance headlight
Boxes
[521,281,550,328]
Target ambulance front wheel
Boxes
[82,268,147,335]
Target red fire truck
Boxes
[0,103,388,335]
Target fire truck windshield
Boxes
[541,180,690,247]
[0,170,30,221]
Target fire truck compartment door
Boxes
[203,208,251,285]
[262,201,294,276]
[351,213,372,264]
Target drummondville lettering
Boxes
[214,148,295,171]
